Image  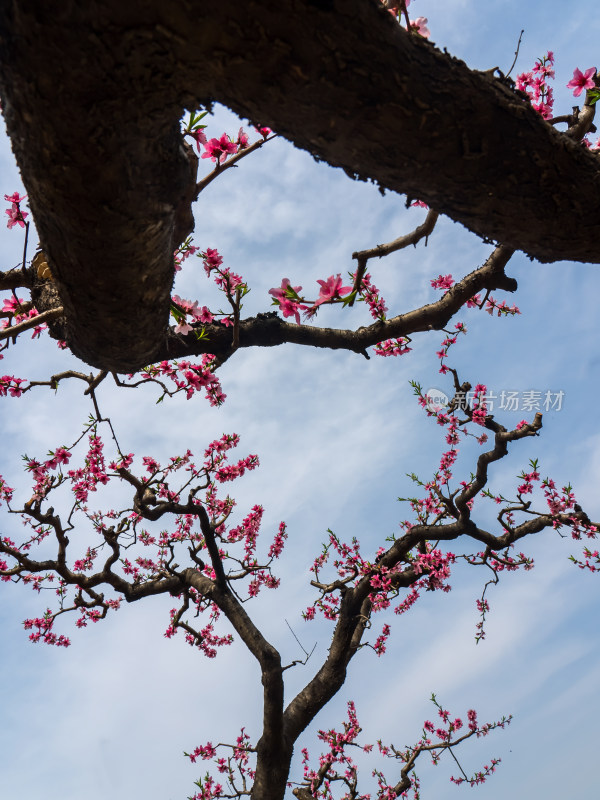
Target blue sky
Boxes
[1,2,599,798]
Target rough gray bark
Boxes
[0,0,598,371]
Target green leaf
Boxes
[170,302,185,324]
[188,110,209,128]
[586,88,600,106]
[285,285,302,300]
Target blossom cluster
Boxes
[479,456,598,542]
[305,527,456,655]
[183,108,272,165]
[4,191,28,229]
[373,337,412,357]
[171,294,215,333]
[186,124,253,164]
[0,374,26,397]
[268,274,353,324]
[135,356,226,405]
[23,609,70,647]
[434,322,466,376]
[0,422,287,650]
[303,365,543,646]
[300,701,369,800]
[355,271,388,321]
[169,245,250,335]
[516,54,600,147]
[1,295,46,342]
[516,52,556,119]
[384,1,430,39]
[185,729,255,800]
[298,697,510,800]
[428,276,521,319]
[465,291,521,317]
[200,247,247,299]
[174,236,200,273]
[570,547,600,572]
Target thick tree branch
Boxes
[1,1,599,371]
[185,566,290,800]
[283,588,371,744]
[0,266,33,291]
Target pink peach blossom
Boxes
[567,67,596,97]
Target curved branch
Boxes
[353,208,440,263]
[350,208,439,301]
[566,102,597,140]
[160,245,516,363]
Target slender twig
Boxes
[20,221,30,272]
[282,618,317,671]
[353,208,439,263]
[349,209,439,304]
[446,743,470,781]
[195,135,276,195]
[25,369,98,391]
[232,287,241,350]
[505,29,524,77]
[400,1,411,31]
[0,306,63,341]
[11,221,30,303]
